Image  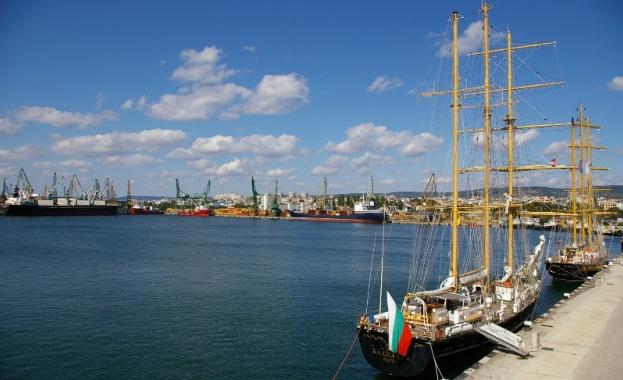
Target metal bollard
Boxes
[531,330,542,350]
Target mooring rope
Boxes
[428,340,446,380]
[332,329,361,380]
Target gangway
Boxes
[475,322,529,357]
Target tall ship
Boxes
[545,108,610,281]
[4,170,119,217]
[356,4,569,377]
[289,177,387,223]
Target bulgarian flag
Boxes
[387,291,412,356]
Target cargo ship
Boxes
[5,200,119,216]
[289,196,386,224]
[4,170,119,217]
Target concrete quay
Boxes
[457,256,623,380]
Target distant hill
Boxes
[123,185,623,200]
[387,185,623,200]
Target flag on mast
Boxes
[387,291,412,356]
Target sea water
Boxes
[1,216,605,379]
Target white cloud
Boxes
[121,95,147,111]
[170,46,236,84]
[212,157,255,176]
[436,21,504,58]
[350,152,394,168]
[145,46,309,121]
[33,159,93,172]
[242,45,256,53]
[50,129,187,156]
[96,93,105,108]
[0,118,22,135]
[310,154,348,175]
[266,168,294,177]
[99,154,165,168]
[513,130,540,148]
[311,166,340,175]
[147,84,250,121]
[607,76,623,91]
[121,99,134,110]
[188,134,299,157]
[14,106,118,129]
[367,76,403,93]
[542,140,569,156]
[324,123,443,157]
[240,74,309,115]
[397,132,444,156]
[0,144,42,162]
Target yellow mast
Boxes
[585,116,594,245]
[579,106,586,243]
[570,118,578,244]
[451,11,460,291]
[481,3,492,289]
[504,30,515,270]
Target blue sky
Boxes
[1,0,621,198]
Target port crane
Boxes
[67,175,86,199]
[251,177,259,216]
[316,177,327,211]
[105,178,117,203]
[270,179,282,217]
[175,179,210,212]
[419,173,437,222]
[12,168,35,200]
[1,177,8,201]
[45,173,64,200]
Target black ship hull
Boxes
[5,204,119,216]
[545,260,607,282]
[357,300,537,377]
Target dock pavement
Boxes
[457,255,623,380]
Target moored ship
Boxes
[356,4,565,377]
[4,170,119,217]
[5,200,119,216]
[289,177,387,224]
[545,108,610,282]
[288,203,386,223]
[177,205,213,216]
[130,204,164,215]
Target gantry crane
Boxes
[1,177,9,201]
[251,177,259,216]
[316,177,327,211]
[175,178,210,211]
[270,179,281,217]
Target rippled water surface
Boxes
[2,216,609,379]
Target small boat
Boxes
[130,205,164,215]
